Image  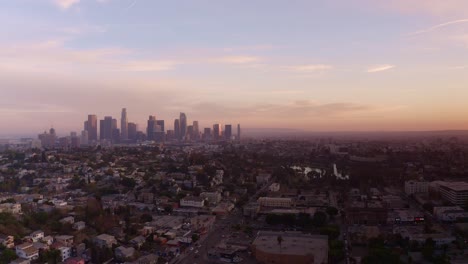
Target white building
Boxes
[0,203,22,214]
[180,196,205,208]
[15,243,39,261]
[404,181,429,195]
[30,230,44,242]
[58,246,72,262]
[268,183,280,192]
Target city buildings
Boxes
[432,181,468,205]
[179,112,187,140]
[146,115,156,141]
[405,180,429,195]
[87,115,98,142]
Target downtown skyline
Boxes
[2,0,468,136]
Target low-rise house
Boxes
[15,243,39,261]
[0,234,15,248]
[42,236,54,246]
[30,230,44,242]
[73,221,86,231]
[93,234,117,248]
[115,246,135,260]
[130,236,146,248]
[60,216,75,225]
[200,192,222,205]
[0,203,22,214]
[55,235,74,247]
[58,246,72,262]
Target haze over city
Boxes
[2,0,468,136]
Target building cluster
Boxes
[34,109,241,149]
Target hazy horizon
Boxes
[2,0,468,135]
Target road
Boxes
[175,180,274,264]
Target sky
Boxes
[1,0,468,136]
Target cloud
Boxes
[117,60,178,72]
[53,0,80,9]
[367,65,395,73]
[408,19,468,36]
[361,0,468,17]
[215,56,261,64]
[286,64,333,72]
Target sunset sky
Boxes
[1,0,468,136]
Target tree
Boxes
[140,214,153,223]
[0,249,17,263]
[326,206,338,218]
[313,211,327,227]
[422,238,436,261]
[192,234,200,243]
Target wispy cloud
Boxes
[286,64,333,72]
[53,0,80,9]
[407,19,468,36]
[367,65,395,73]
[116,60,178,72]
[215,56,261,64]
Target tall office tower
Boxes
[121,108,128,140]
[87,115,98,141]
[193,121,199,140]
[112,119,117,130]
[147,115,156,141]
[38,128,56,148]
[213,124,220,141]
[179,112,187,139]
[128,122,137,141]
[224,124,232,140]
[70,131,77,138]
[166,130,175,141]
[156,120,165,133]
[174,119,180,140]
[203,128,212,141]
[84,121,89,131]
[237,124,241,141]
[112,128,120,144]
[187,125,194,140]
[81,130,89,146]
[100,116,113,140]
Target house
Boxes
[42,236,54,246]
[15,243,39,261]
[60,216,75,225]
[0,234,15,248]
[55,235,74,247]
[130,236,146,248]
[58,246,72,262]
[130,254,158,264]
[30,230,44,242]
[200,192,222,205]
[93,234,117,248]
[10,258,30,264]
[73,221,86,231]
[115,246,135,260]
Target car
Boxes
[190,247,194,251]
[195,250,199,254]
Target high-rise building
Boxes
[166,130,175,141]
[121,108,128,140]
[87,115,98,141]
[100,116,113,141]
[84,120,89,131]
[203,128,212,141]
[224,124,232,140]
[128,122,137,141]
[81,130,89,146]
[156,120,165,133]
[180,112,187,140]
[187,125,194,140]
[38,128,56,148]
[213,124,221,141]
[147,115,156,141]
[237,124,241,141]
[193,121,199,140]
[174,119,180,140]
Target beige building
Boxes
[257,197,292,208]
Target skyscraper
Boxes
[203,127,212,141]
[193,121,199,140]
[187,125,194,140]
[87,115,98,141]
[237,124,241,141]
[81,130,89,146]
[128,122,137,141]
[156,120,165,133]
[174,119,180,140]
[121,108,128,140]
[100,116,113,141]
[224,124,232,140]
[147,115,156,141]
[213,124,220,141]
[180,112,187,140]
